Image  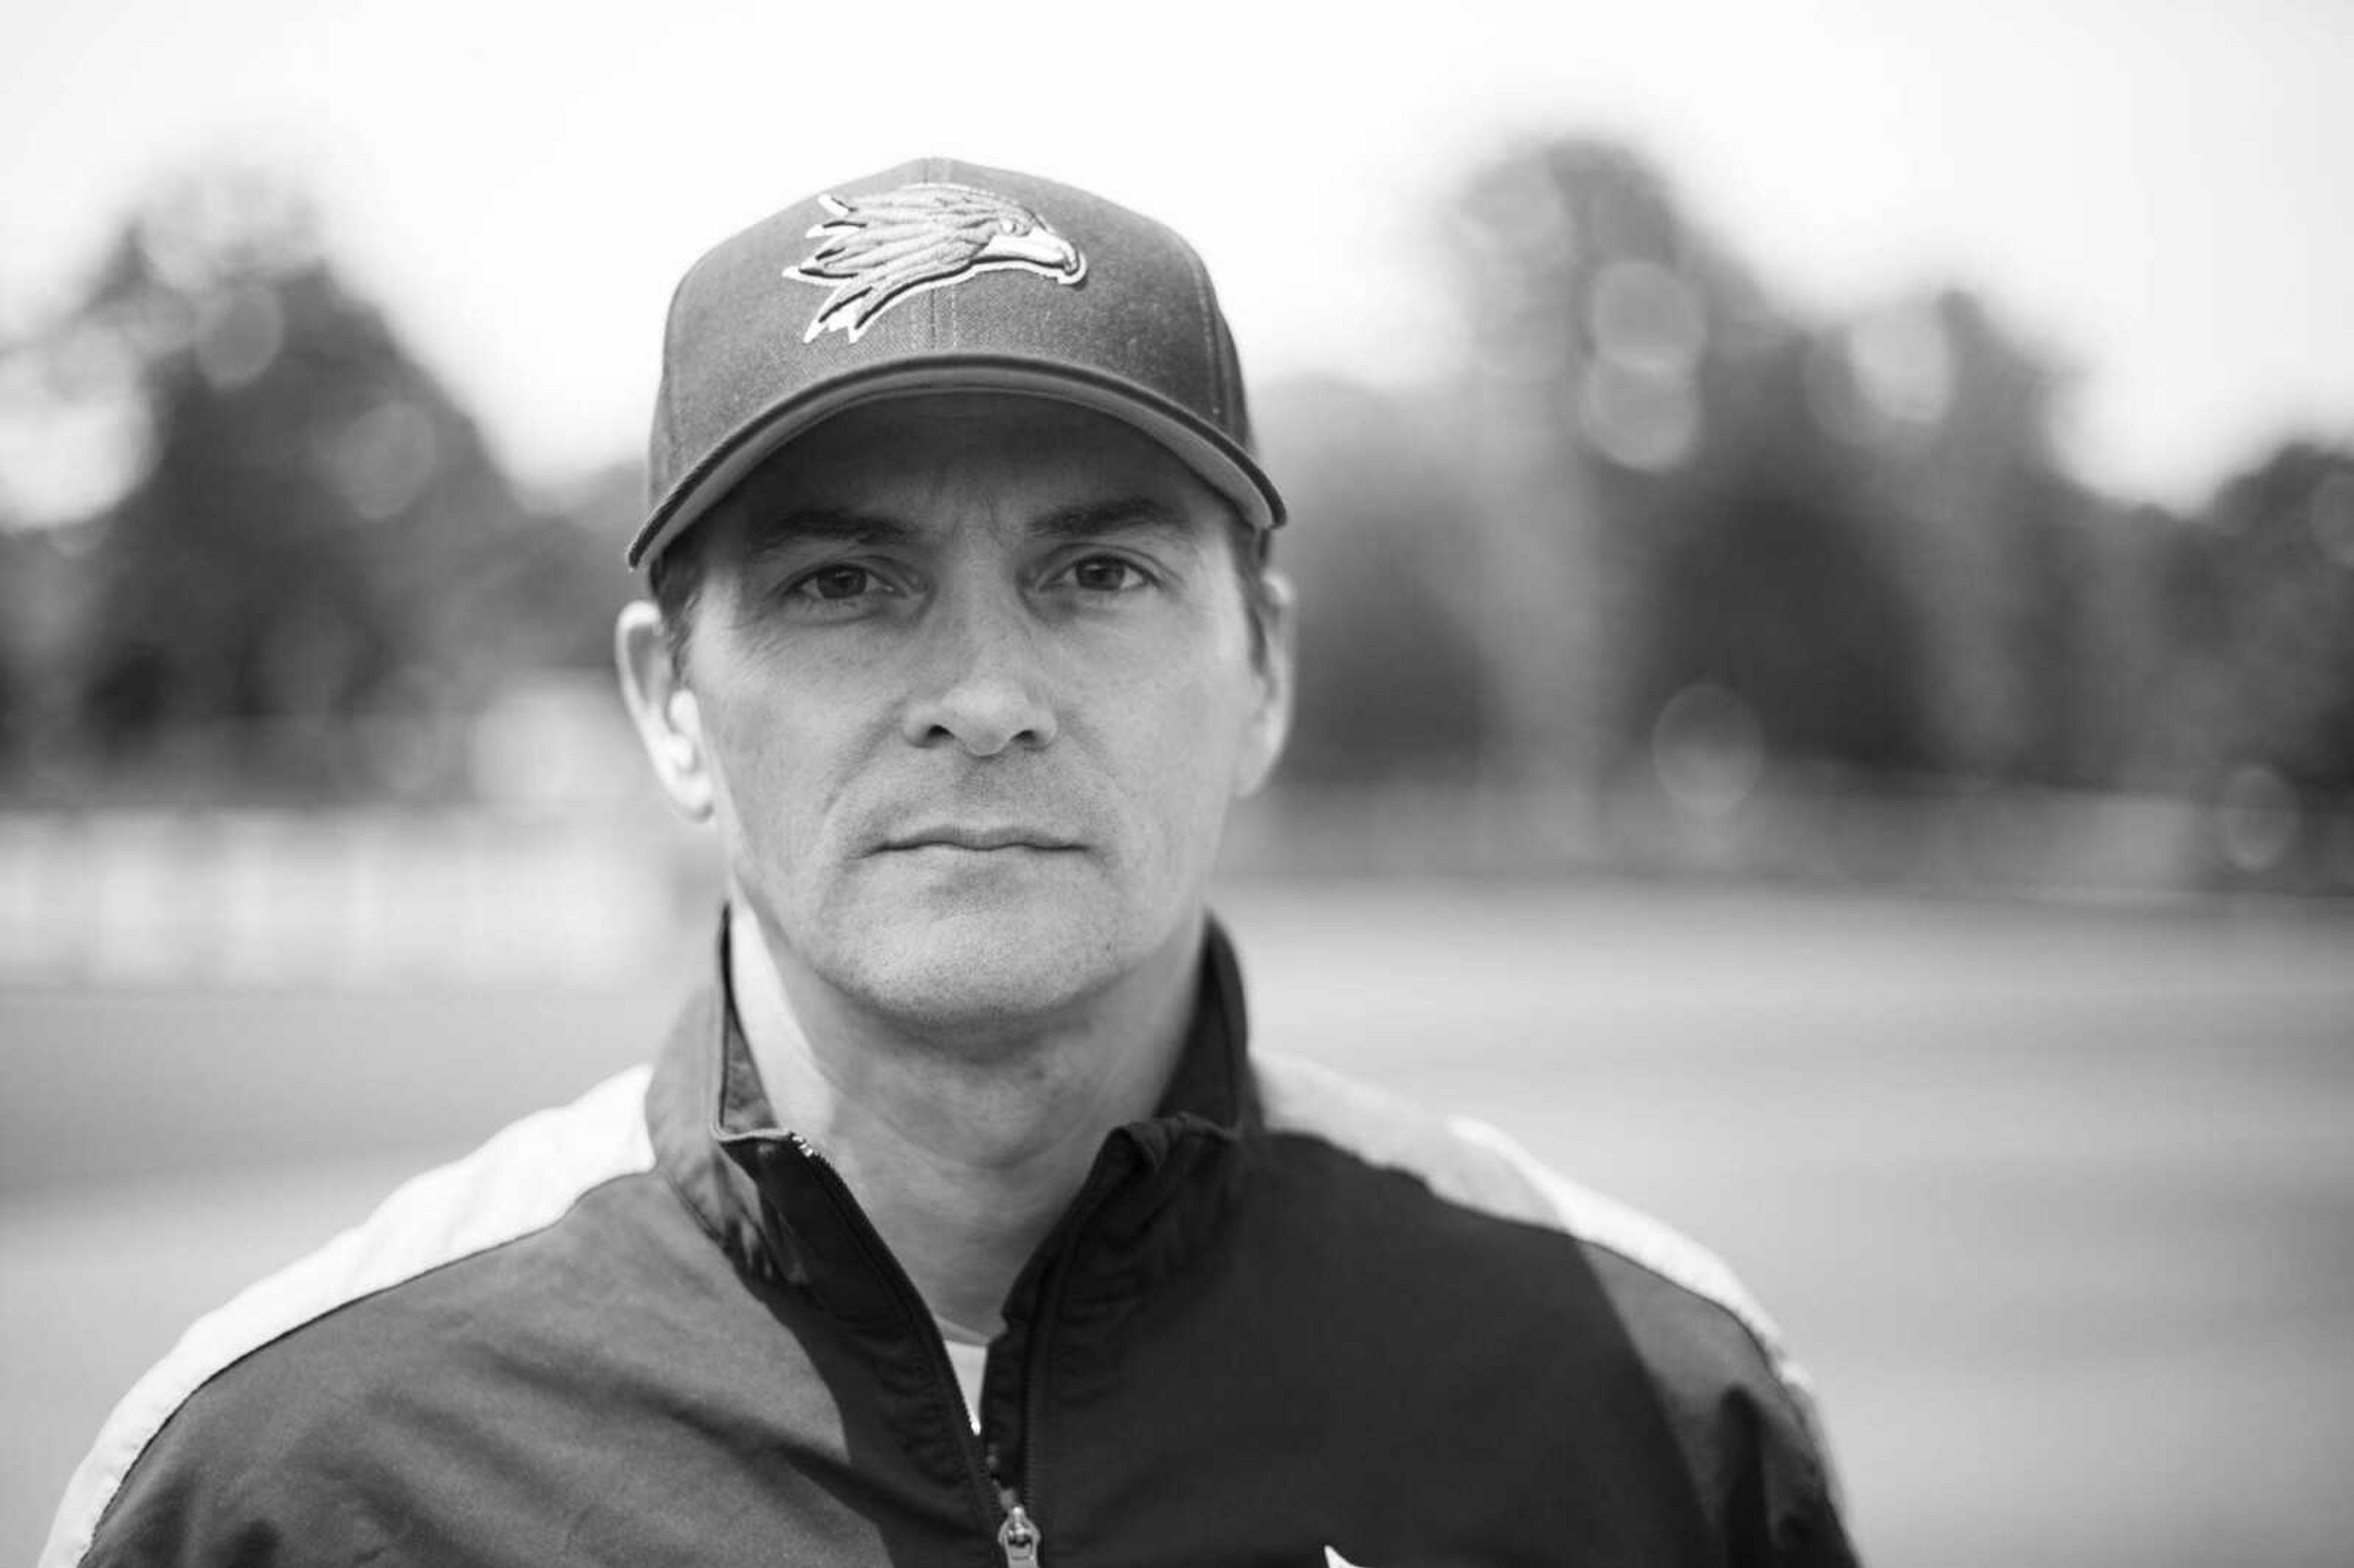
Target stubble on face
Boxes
[682,395,1275,1049]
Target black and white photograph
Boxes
[4,3,2350,1565]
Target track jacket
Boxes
[47,923,1859,1567]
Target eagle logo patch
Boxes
[784,182,1087,343]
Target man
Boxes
[47,160,1859,1567]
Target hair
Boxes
[646,530,707,676]
[646,511,1276,676]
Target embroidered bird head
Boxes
[784,183,1088,343]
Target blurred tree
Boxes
[2065,497,2183,793]
[1,164,633,801]
[1810,291,2097,783]
[1255,377,1490,785]
[1641,330,1931,773]
[1452,137,1934,798]
[68,168,516,794]
[2160,443,2354,794]
[1452,140,1628,790]
[517,459,650,671]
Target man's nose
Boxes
[899,591,1059,756]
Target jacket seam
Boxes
[1574,1231,1834,1483]
[69,1165,656,1566]
[1254,1120,1835,1521]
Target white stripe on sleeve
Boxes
[40,1064,657,1568]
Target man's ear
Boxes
[1233,569,1296,800]
[615,600,714,822]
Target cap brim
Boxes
[628,356,1285,569]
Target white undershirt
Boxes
[935,1319,991,1431]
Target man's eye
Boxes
[787,565,882,604]
[1063,557,1149,594]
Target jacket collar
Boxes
[644,915,1258,1312]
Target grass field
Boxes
[6,880,2351,1566]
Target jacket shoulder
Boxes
[42,1065,658,1568]
[1253,1051,1854,1564]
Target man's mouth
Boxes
[877,826,1083,853]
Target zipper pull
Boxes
[997,1501,1042,1567]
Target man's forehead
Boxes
[708,394,1231,545]
[731,498,1206,570]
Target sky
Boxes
[2,0,2348,509]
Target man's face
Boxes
[654,394,1289,1033]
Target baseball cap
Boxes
[630,156,1286,569]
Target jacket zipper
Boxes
[996,1497,1042,1566]
[786,1131,1143,1568]
[785,1135,1025,1560]
[1003,1147,1132,1564]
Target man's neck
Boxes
[725,905,1202,1336]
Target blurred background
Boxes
[3,1,2350,1564]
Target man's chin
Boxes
[828,905,1130,1034]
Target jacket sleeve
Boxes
[47,1349,359,1568]
[1708,1373,1861,1568]
[1580,1243,1864,1566]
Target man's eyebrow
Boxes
[740,507,920,563]
[1028,496,1201,545]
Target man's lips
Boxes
[874,826,1083,853]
